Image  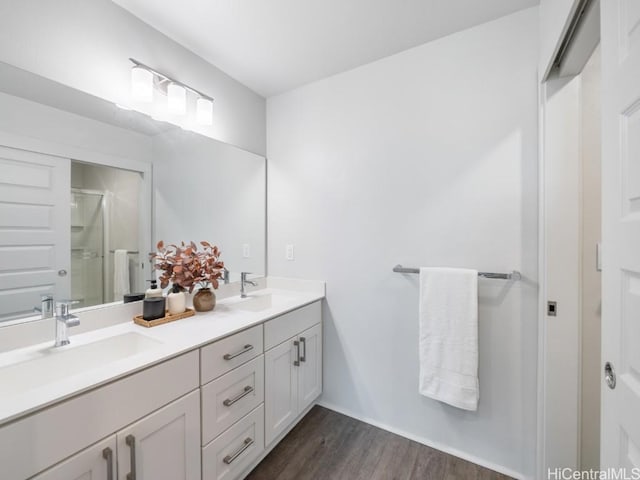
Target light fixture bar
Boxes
[129,58,214,102]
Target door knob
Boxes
[604,361,616,389]
[58,269,68,277]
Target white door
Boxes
[298,323,323,413]
[117,391,201,480]
[32,436,116,480]
[601,0,640,469]
[264,338,298,445]
[0,145,70,321]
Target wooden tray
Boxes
[134,308,195,328]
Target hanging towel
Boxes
[113,249,130,302]
[419,267,479,411]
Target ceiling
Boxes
[112,0,539,98]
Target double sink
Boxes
[0,291,294,406]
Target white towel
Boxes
[113,249,130,302]
[419,267,479,411]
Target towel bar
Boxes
[392,264,522,281]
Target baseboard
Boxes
[316,400,529,480]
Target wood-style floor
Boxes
[246,406,513,480]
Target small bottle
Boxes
[167,284,186,315]
[145,280,163,298]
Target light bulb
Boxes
[167,82,186,115]
[196,97,213,125]
[131,66,153,102]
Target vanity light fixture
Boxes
[131,65,153,102]
[196,97,214,126]
[129,58,214,124]
[167,82,186,115]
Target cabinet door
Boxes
[298,323,322,413]
[264,337,298,445]
[33,436,116,480]
[117,390,201,480]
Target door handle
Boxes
[102,447,114,480]
[300,337,306,362]
[126,434,137,480]
[604,362,616,389]
[294,340,300,366]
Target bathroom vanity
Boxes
[0,279,324,480]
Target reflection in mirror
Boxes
[0,61,266,324]
[70,162,143,307]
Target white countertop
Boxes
[0,278,324,427]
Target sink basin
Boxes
[0,332,161,393]
[234,293,292,312]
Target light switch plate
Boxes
[286,244,295,261]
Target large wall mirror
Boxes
[0,61,266,324]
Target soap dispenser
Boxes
[145,280,162,298]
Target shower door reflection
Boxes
[70,189,106,307]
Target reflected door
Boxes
[0,146,70,321]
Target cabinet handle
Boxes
[223,344,254,360]
[126,434,136,480]
[300,337,307,362]
[102,447,114,480]
[223,437,254,465]
[223,385,254,406]
[294,340,300,366]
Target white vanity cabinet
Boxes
[0,294,324,480]
[264,302,322,445]
[117,390,201,480]
[33,391,201,480]
[32,436,116,480]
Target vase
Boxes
[167,290,186,315]
[193,287,216,312]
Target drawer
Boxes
[202,405,265,480]
[201,324,263,384]
[202,355,265,445]
[264,301,321,350]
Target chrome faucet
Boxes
[54,301,80,347]
[240,272,257,298]
[223,267,230,285]
[34,294,55,319]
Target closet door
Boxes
[601,0,640,469]
[32,436,115,480]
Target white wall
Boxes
[267,8,539,478]
[539,0,580,79]
[0,0,266,156]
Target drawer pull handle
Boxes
[125,435,136,480]
[294,340,300,366]
[223,344,254,360]
[102,447,114,480]
[223,385,254,407]
[223,437,254,465]
[300,337,307,362]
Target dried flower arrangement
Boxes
[151,241,225,293]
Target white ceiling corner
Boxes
[112,0,539,98]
